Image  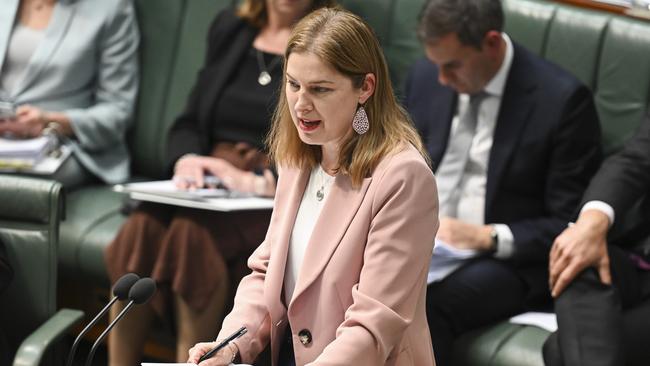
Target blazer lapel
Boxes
[485,47,536,215]
[13,1,75,96]
[0,0,19,75]
[289,174,372,306]
[264,167,310,318]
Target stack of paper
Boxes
[427,239,481,284]
[0,135,56,170]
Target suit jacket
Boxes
[166,9,260,173]
[0,0,139,184]
[218,145,438,366]
[404,43,602,296]
[582,109,650,253]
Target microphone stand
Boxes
[84,300,137,366]
[65,296,119,366]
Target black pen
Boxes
[198,326,247,364]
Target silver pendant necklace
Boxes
[256,49,282,86]
[315,166,334,202]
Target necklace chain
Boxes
[316,166,335,202]
[256,49,282,86]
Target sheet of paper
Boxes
[427,239,481,284]
[114,180,234,199]
[114,180,274,212]
[509,311,558,332]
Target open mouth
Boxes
[299,118,321,132]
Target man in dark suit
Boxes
[544,110,650,366]
[404,0,602,364]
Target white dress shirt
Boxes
[580,201,615,226]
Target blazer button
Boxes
[298,329,312,346]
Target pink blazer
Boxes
[218,145,439,365]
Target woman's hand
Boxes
[0,105,46,138]
[173,155,276,196]
[0,105,73,138]
[187,342,237,366]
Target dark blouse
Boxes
[212,47,283,149]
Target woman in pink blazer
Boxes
[189,8,439,366]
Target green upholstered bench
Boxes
[57,0,650,364]
[0,176,84,366]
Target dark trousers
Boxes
[278,325,296,366]
[543,246,650,366]
[426,257,533,366]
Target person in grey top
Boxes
[0,0,139,188]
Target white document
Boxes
[0,143,70,174]
[115,180,234,199]
[114,180,274,212]
[0,135,53,156]
[427,239,481,284]
[509,311,558,332]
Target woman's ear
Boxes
[359,73,376,105]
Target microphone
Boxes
[65,273,140,366]
[84,277,157,366]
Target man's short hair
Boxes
[417,0,504,49]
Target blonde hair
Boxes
[267,8,429,187]
[237,0,337,28]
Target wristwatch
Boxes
[489,225,499,254]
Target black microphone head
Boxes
[128,277,157,304]
[112,273,140,300]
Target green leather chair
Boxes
[0,176,83,366]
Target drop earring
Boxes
[352,105,369,135]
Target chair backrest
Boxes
[503,0,650,154]
[0,176,63,361]
[338,0,427,97]
[129,0,234,178]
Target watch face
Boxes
[490,227,499,251]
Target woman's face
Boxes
[266,0,313,22]
[285,52,373,154]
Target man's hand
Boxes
[549,209,611,298]
[436,217,493,251]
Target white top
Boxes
[284,165,335,304]
[434,33,515,259]
[0,24,44,95]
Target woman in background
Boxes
[105,0,334,364]
[189,8,439,366]
[0,0,139,188]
